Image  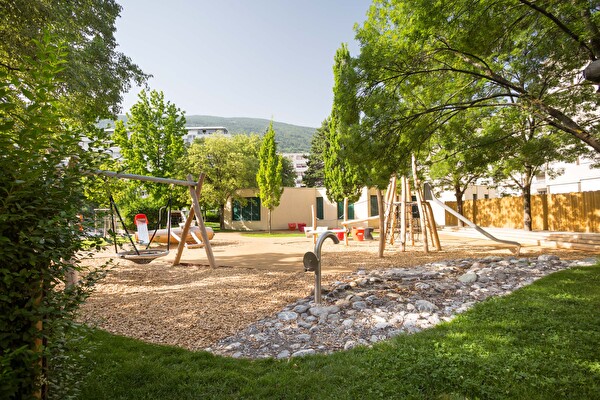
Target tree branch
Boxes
[518,0,596,60]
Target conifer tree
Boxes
[325,44,362,205]
[257,121,283,233]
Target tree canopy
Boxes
[111,90,187,222]
[325,44,364,203]
[0,0,146,395]
[349,0,600,157]
[257,122,283,233]
[185,134,261,228]
[1,0,147,122]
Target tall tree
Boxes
[426,109,498,225]
[303,118,328,187]
[0,19,144,399]
[185,134,261,229]
[257,122,283,233]
[348,0,600,158]
[280,156,297,187]
[1,0,148,122]
[487,109,584,230]
[112,89,186,220]
[325,44,363,205]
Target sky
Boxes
[115,0,373,128]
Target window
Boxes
[232,197,261,221]
[370,195,379,216]
[337,201,355,220]
[316,197,324,220]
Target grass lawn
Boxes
[241,231,308,238]
[77,265,600,399]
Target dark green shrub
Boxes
[0,34,106,400]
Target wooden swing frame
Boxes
[97,170,216,268]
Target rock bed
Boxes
[206,255,597,359]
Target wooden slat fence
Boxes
[444,190,600,232]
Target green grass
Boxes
[77,266,600,399]
[241,231,307,238]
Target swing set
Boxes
[98,170,216,267]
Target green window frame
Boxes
[370,195,379,216]
[316,197,324,220]
[337,201,355,220]
[232,197,261,221]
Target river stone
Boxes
[293,304,310,314]
[291,349,316,357]
[415,299,438,313]
[277,311,298,321]
[458,272,478,283]
[276,350,290,359]
[352,301,368,310]
[309,305,340,317]
[538,254,559,262]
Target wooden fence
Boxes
[444,190,600,233]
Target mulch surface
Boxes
[78,232,597,350]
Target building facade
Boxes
[224,187,380,231]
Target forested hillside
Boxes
[100,115,315,153]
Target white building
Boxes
[91,126,230,160]
[282,153,309,187]
[182,127,229,145]
[532,155,600,194]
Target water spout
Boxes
[303,231,340,305]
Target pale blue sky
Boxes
[115,0,372,128]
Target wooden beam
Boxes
[173,174,205,266]
[377,188,385,258]
[187,174,216,268]
[412,154,429,253]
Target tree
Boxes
[324,44,363,205]
[425,109,498,225]
[280,156,297,187]
[1,0,148,122]
[303,119,328,187]
[185,134,261,229]
[112,90,187,223]
[257,122,284,233]
[349,0,600,158]
[487,109,584,230]
[0,28,138,398]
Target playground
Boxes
[78,230,597,351]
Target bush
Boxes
[0,33,106,399]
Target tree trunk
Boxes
[523,168,533,231]
[454,184,465,228]
[219,203,225,230]
[268,209,272,234]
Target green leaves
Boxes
[349,0,600,157]
[257,122,284,214]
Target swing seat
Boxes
[116,249,169,264]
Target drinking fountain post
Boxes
[303,231,340,305]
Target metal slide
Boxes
[423,183,521,255]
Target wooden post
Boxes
[406,178,415,246]
[383,177,396,243]
[188,174,216,268]
[400,176,407,252]
[412,154,429,253]
[343,197,349,246]
[424,201,441,250]
[173,174,205,265]
[377,188,385,258]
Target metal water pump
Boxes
[303,231,340,305]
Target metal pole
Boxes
[95,170,196,187]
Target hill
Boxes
[99,115,316,153]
